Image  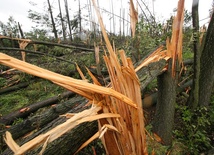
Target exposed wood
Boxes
[0,91,75,125]
[152,0,184,146]
[0,96,86,141]
[137,59,167,90]
[1,98,94,155]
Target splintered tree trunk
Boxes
[1,97,96,155]
[198,12,214,107]
[152,60,176,145]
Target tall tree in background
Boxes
[64,0,73,41]
[47,0,58,39]
[198,11,214,107]
[58,0,66,40]
[78,0,82,34]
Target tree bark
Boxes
[188,0,200,109]
[1,98,96,155]
[152,60,176,145]
[58,0,66,40]
[142,79,192,108]
[64,0,73,42]
[0,82,29,95]
[47,0,58,40]
[198,12,214,107]
[0,91,75,125]
[18,22,25,39]
[0,96,86,141]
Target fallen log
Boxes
[1,99,94,155]
[137,59,167,90]
[142,80,193,108]
[0,81,29,95]
[0,91,75,125]
[0,96,86,141]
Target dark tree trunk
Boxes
[1,98,97,155]
[188,0,200,109]
[58,0,66,40]
[152,60,176,145]
[0,91,74,125]
[198,12,214,107]
[64,0,73,42]
[0,96,86,142]
[47,0,58,40]
[0,82,29,95]
[18,22,25,38]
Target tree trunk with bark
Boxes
[152,60,176,145]
[198,12,214,107]
[64,0,73,42]
[188,0,200,109]
[0,96,86,143]
[58,0,66,41]
[1,98,97,155]
[47,0,58,40]
[0,91,74,125]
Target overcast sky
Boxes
[0,0,212,34]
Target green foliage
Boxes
[0,77,6,87]
[12,118,24,125]
[0,92,29,115]
[174,104,214,154]
[0,16,19,37]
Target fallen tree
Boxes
[1,98,93,155]
[0,96,86,142]
[0,81,30,95]
[0,91,75,125]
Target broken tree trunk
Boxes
[0,96,86,143]
[0,91,75,125]
[1,98,95,155]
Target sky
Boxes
[0,0,212,35]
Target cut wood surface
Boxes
[0,91,75,125]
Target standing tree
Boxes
[198,11,214,107]
[64,0,73,41]
[188,0,200,109]
[47,0,58,40]
[58,0,66,40]
[152,0,184,145]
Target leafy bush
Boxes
[174,104,214,154]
